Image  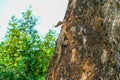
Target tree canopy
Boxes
[0,8,57,80]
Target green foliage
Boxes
[0,8,57,79]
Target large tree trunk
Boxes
[46,0,120,80]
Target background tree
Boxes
[46,0,120,80]
[0,8,57,79]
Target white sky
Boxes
[0,0,68,40]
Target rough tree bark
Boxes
[46,0,120,80]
